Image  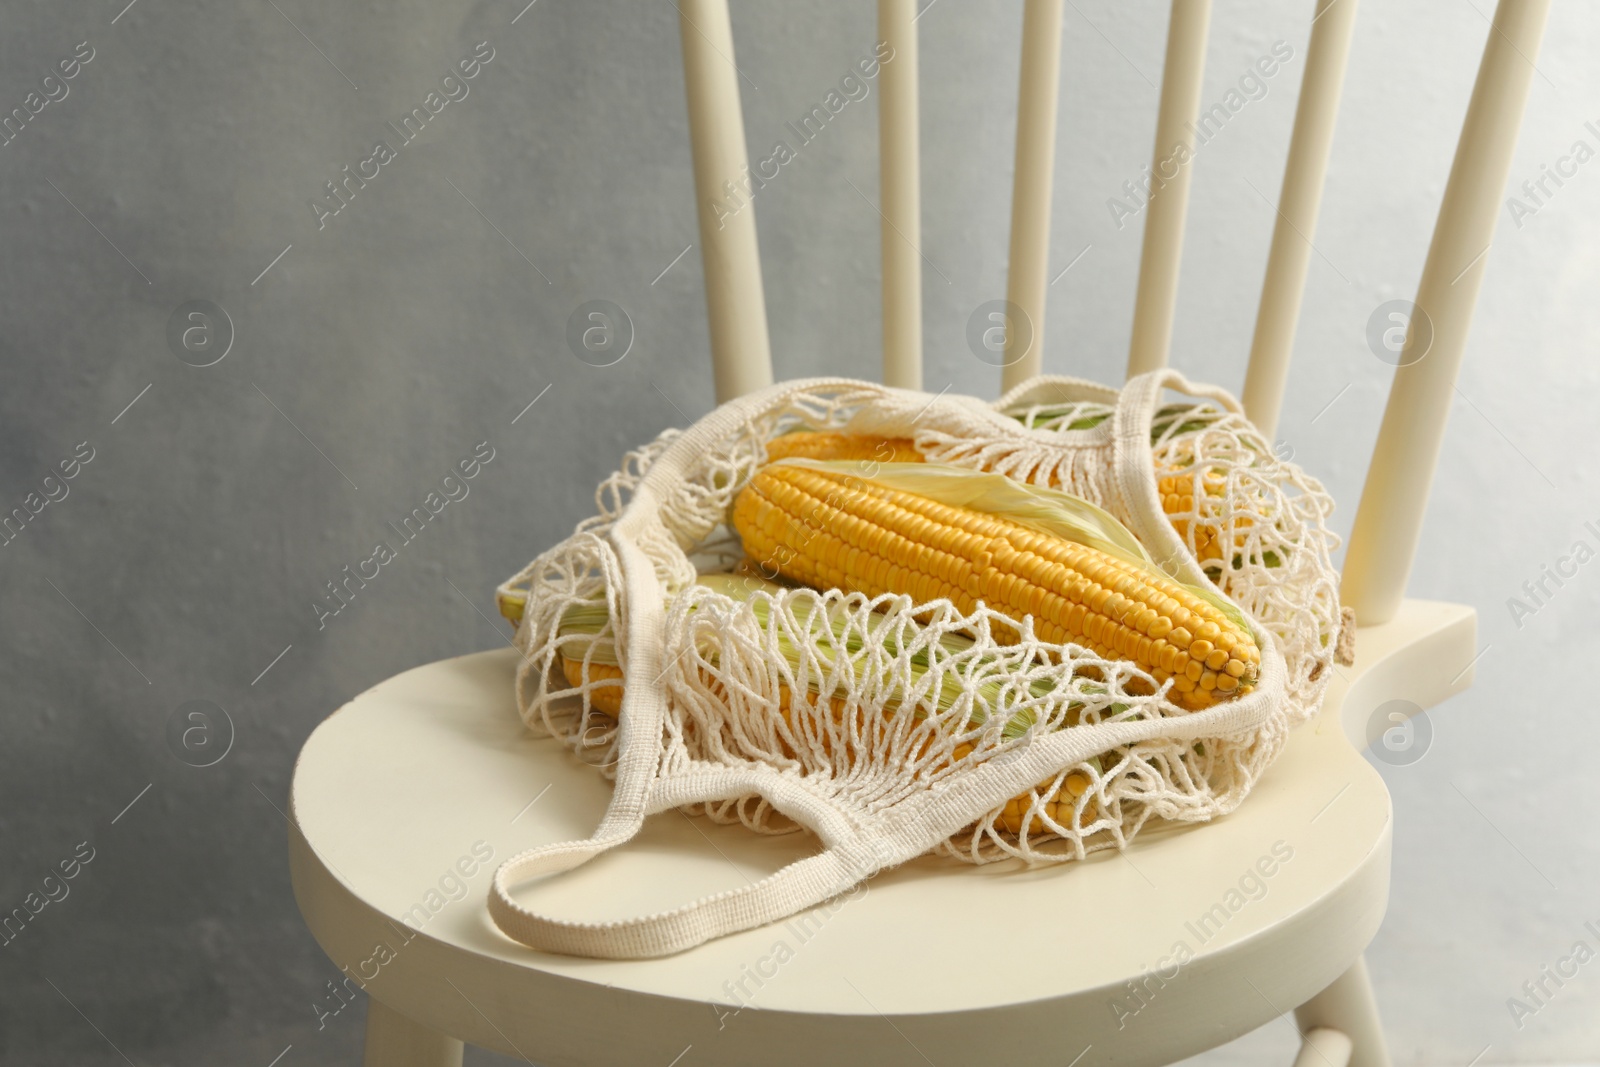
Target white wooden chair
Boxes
[288,1,1548,1063]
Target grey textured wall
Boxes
[1,1,1595,1064]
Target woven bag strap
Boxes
[486,762,881,959]
[1112,370,1246,587]
[487,378,906,958]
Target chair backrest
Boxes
[673,0,1550,625]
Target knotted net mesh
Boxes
[499,378,1341,865]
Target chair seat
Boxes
[289,599,1475,1066]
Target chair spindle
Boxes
[1341,0,1551,624]
[1240,0,1361,440]
[1000,0,1065,393]
[1125,0,1214,380]
[678,0,774,402]
[879,0,924,391]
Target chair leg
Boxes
[1293,955,1391,1067]
[1292,1028,1353,1067]
[364,997,464,1067]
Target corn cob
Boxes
[504,440,1263,704]
[765,432,922,465]
[551,574,1100,835]
[492,435,917,630]
[560,656,624,715]
[1158,467,1236,565]
[761,430,1255,569]
[556,655,1094,834]
[498,589,530,628]
[732,462,1259,709]
[493,427,1242,629]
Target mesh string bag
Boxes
[488,370,1345,958]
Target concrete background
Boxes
[1,0,1595,1063]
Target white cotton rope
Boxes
[487,371,1343,958]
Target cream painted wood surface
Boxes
[1340,0,1550,625]
[999,0,1064,392]
[678,0,773,403]
[363,999,462,1067]
[877,0,922,391]
[1293,957,1389,1067]
[1124,0,1212,379]
[1291,1028,1354,1067]
[1239,0,1361,441]
[290,600,1474,1065]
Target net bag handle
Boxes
[490,381,901,959]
